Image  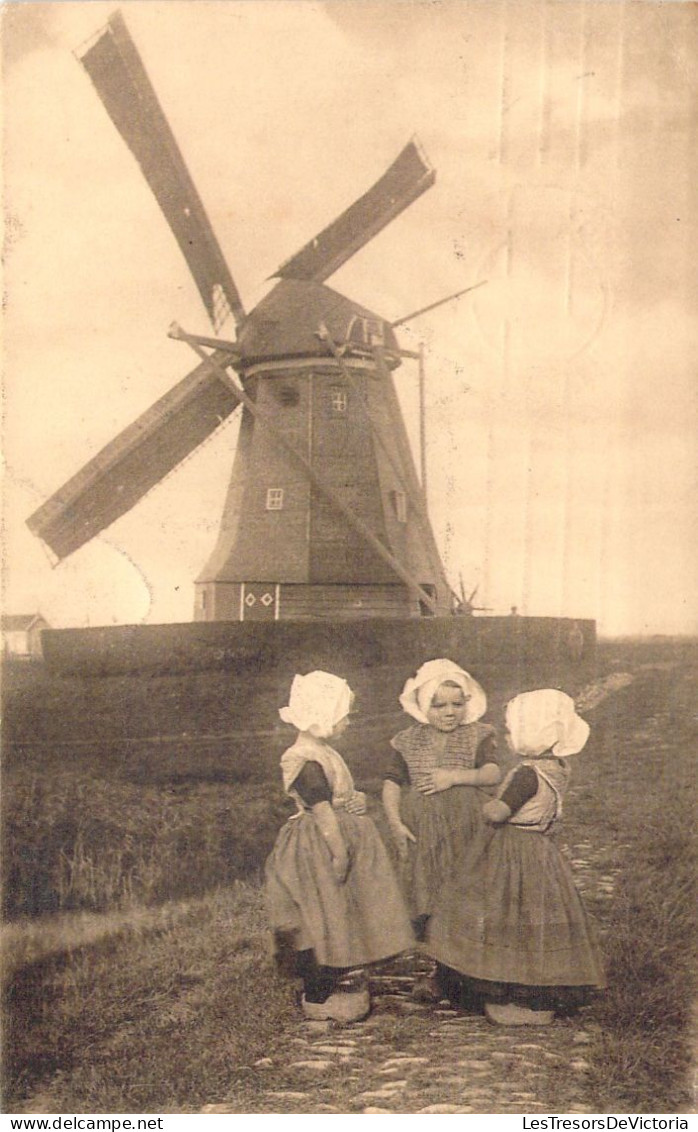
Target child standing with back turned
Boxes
[265,670,413,1022]
[426,689,606,1025]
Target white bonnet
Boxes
[279,670,353,738]
[505,689,590,759]
[399,658,487,724]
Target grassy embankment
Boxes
[2,662,294,918]
[2,640,697,1111]
[583,660,697,1112]
[2,654,554,919]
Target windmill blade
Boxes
[27,354,240,561]
[78,12,245,330]
[275,138,435,283]
[459,573,467,603]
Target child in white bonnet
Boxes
[265,670,413,1022]
[382,658,501,1001]
[427,689,606,1025]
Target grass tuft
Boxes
[3,884,296,1113]
[2,772,290,917]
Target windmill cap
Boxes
[235,279,400,367]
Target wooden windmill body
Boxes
[28,13,453,624]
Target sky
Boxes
[2,0,697,636]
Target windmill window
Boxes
[365,319,385,346]
[266,488,284,511]
[391,490,408,523]
[419,583,437,618]
[330,388,348,413]
[345,316,385,348]
[273,383,300,407]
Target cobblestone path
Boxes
[203,970,603,1113]
[204,833,618,1114]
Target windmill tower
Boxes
[27,13,454,624]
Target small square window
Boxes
[345,316,385,348]
[273,383,299,407]
[365,319,384,346]
[266,488,284,511]
[330,388,348,413]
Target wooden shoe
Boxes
[302,989,370,1022]
[485,1001,554,1026]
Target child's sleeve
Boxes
[384,749,410,786]
[290,760,333,807]
[499,765,538,815]
[475,729,498,768]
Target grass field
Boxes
[1,649,591,919]
[2,637,697,1112]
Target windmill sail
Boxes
[79,12,245,330]
[27,356,240,560]
[28,13,452,620]
[275,139,435,283]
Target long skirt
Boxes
[398,784,491,920]
[265,810,414,969]
[426,823,605,992]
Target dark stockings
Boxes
[295,949,341,1003]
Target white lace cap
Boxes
[399,658,487,724]
[279,670,353,737]
[505,689,590,758]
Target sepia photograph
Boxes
[2,0,697,1118]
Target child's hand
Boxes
[345,791,367,814]
[415,769,454,794]
[483,799,512,824]
[331,848,350,883]
[388,820,416,860]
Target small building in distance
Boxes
[1,614,50,660]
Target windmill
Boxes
[27,11,461,625]
[453,577,493,617]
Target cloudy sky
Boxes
[3,0,696,635]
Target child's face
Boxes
[426,684,469,732]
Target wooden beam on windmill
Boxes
[171,325,440,616]
[317,323,443,576]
